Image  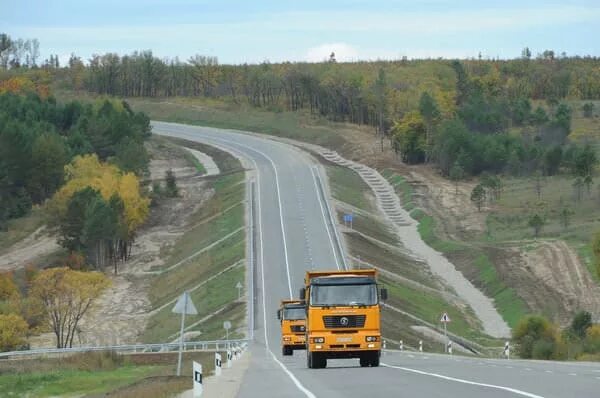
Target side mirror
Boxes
[276,309,282,320]
[380,288,388,301]
[299,288,306,300]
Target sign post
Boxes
[193,361,203,397]
[440,312,451,353]
[223,320,232,341]
[235,281,243,300]
[172,291,198,376]
[343,213,354,229]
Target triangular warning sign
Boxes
[440,312,451,323]
[172,291,198,315]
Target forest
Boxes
[0,77,152,269]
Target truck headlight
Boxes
[365,336,379,342]
[312,337,324,344]
[283,337,291,341]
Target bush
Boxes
[0,313,29,352]
[584,325,600,353]
[165,169,179,197]
[513,315,559,359]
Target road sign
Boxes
[440,312,451,323]
[193,361,203,397]
[223,321,232,330]
[173,291,198,376]
[172,292,198,315]
[343,213,354,229]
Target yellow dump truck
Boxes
[277,300,306,356]
[299,269,387,368]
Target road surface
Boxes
[152,121,599,398]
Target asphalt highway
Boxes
[152,121,599,398]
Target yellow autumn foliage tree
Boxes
[50,154,150,236]
[31,267,110,348]
[0,313,29,352]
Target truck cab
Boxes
[300,269,387,369]
[277,300,306,356]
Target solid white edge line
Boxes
[159,127,316,398]
[310,167,341,271]
[382,363,545,398]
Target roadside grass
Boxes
[187,300,247,341]
[148,232,245,308]
[384,169,529,329]
[158,202,244,269]
[0,351,215,398]
[0,207,47,255]
[381,275,493,344]
[142,139,247,343]
[142,264,245,343]
[326,164,376,213]
[576,242,600,284]
[337,210,398,246]
[486,175,600,244]
[182,149,207,174]
[345,232,435,288]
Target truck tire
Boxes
[359,354,369,367]
[282,346,293,356]
[370,352,380,367]
[307,351,314,368]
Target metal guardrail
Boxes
[0,339,250,359]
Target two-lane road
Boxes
[152,121,599,398]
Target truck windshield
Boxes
[310,284,377,306]
[284,308,305,320]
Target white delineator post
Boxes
[227,349,233,368]
[447,341,453,355]
[504,341,510,360]
[419,340,423,352]
[193,361,203,397]
[400,340,404,351]
[215,352,222,376]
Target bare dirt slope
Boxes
[0,226,59,271]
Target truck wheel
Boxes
[313,352,326,368]
[282,346,292,356]
[307,352,314,368]
[359,355,369,367]
[370,352,380,367]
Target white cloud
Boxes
[305,43,359,62]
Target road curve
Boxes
[152,121,599,398]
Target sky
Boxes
[2,0,599,65]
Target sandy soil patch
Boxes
[0,226,60,271]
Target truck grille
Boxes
[323,315,366,328]
[291,325,305,333]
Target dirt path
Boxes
[0,226,59,271]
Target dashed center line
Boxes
[545,370,553,374]
[568,373,577,376]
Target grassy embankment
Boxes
[141,138,247,343]
[326,163,498,350]
[382,169,528,329]
[0,351,217,398]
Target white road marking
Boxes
[382,363,545,398]
[568,373,576,376]
[173,131,317,398]
[310,167,342,270]
[505,366,513,369]
[525,368,532,371]
[252,152,316,398]
[545,370,553,374]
